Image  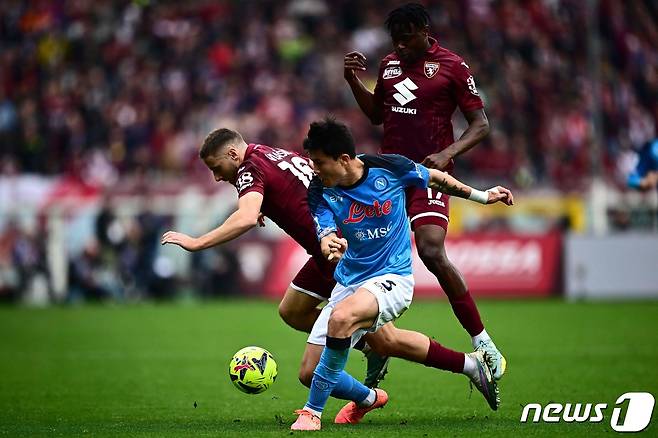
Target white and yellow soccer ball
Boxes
[228,346,278,394]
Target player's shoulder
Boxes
[432,45,468,70]
[360,153,416,174]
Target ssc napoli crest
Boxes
[424,61,440,78]
[374,177,388,190]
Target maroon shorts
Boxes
[406,185,450,231]
[290,256,336,300]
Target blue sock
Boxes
[331,370,371,403]
[305,336,352,414]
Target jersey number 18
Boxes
[277,156,315,187]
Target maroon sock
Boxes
[423,339,465,373]
[448,291,485,337]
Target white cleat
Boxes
[466,350,500,411]
[475,339,507,381]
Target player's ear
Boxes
[227,146,239,160]
[339,154,351,166]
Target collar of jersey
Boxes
[337,159,369,190]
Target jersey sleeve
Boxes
[236,159,266,198]
[397,157,430,189]
[450,58,484,113]
[307,177,337,240]
[363,154,430,188]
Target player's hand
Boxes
[161,231,201,251]
[327,237,348,262]
[422,151,452,171]
[486,186,514,205]
[344,51,367,81]
[257,213,266,227]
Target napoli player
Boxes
[627,138,658,191]
[344,3,506,380]
[291,118,513,430]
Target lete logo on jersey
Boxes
[343,199,393,224]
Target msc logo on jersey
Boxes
[383,66,402,79]
[374,177,388,190]
[424,61,440,78]
[353,222,393,241]
[236,172,254,192]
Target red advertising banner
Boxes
[263,233,561,298]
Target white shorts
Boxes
[307,273,414,346]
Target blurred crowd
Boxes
[0,197,242,303]
[1,0,657,190]
[1,0,658,303]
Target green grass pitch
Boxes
[1,300,657,437]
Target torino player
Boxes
[344,3,506,379]
[160,128,387,386]
[161,128,439,387]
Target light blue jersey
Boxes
[308,154,430,286]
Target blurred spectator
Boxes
[190,245,240,298]
[0,0,656,190]
[68,238,121,302]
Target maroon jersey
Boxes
[235,144,322,259]
[373,38,484,170]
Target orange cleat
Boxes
[290,409,321,431]
[334,388,389,424]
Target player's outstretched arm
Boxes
[161,192,264,251]
[344,51,383,125]
[427,169,514,206]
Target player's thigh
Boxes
[414,223,448,259]
[289,256,335,301]
[365,274,415,328]
[366,323,430,362]
[279,286,324,316]
[330,288,380,334]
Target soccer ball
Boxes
[228,346,278,394]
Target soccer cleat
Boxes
[334,388,389,424]
[466,350,500,411]
[290,409,321,431]
[363,350,390,388]
[475,339,507,380]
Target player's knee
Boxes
[328,307,354,337]
[417,239,449,268]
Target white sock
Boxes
[304,405,322,418]
[462,354,478,378]
[471,329,491,348]
[357,389,377,407]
